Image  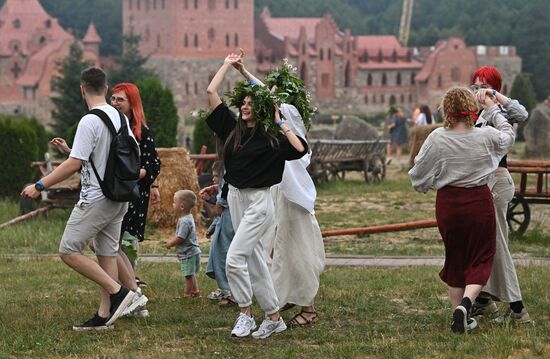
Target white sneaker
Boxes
[207,288,225,301]
[123,288,148,316]
[252,317,287,339]
[231,313,256,338]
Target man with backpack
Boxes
[21,67,140,331]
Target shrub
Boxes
[0,117,39,198]
[192,109,217,154]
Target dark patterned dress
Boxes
[121,124,161,241]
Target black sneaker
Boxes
[451,305,468,333]
[106,287,135,326]
[72,313,113,332]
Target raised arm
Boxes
[275,105,305,153]
[206,53,241,109]
[233,49,265,86]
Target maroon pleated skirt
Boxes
[436,185,496,287]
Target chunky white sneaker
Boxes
[252,317,287,339]
[123,288,148,316]
[231,313,256,338]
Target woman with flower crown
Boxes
[205,53,308,339]
[233,53,325,327]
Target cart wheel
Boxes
[507,197,530,237]
[19,183,38,214]
[365,156,386,183]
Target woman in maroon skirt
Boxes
[409,87,515,333]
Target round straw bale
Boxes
[408,124,442,169]
[147,147,203,229]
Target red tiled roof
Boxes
[355,35,403,53]
[83,22,101,44]
[0,0,73,56]
[263,17,322,42]
[16,39,68,86]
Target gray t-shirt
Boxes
[175,214,201,259]
[70,104,135,204]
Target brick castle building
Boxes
[0,0,521,128]
[0,0,100,126]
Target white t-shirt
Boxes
[70,104,135,204]
[415,113,427,126]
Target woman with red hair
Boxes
[469,66,531,325]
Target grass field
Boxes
[1,259,549,358]
[1,167,550,358]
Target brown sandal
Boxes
[218,296,238,307]
[288,310,318,327]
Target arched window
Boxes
[156,34,161,48]
[184,34,188,47]
[396,72,401,85]
[13,19,21,28]
[411,73,415,85]
[302,43,306,55]
[137,0,141,10]
[208,28,215,42]
[183,0,188,9]
[185,82,189,95]
[194,33,198,47]
[381,73,387,86]
[194,82,198,94]
[45,19,51,28]
[389,95,396,106]
[194,0,198,9]
[437,74,443,88]
[225,33,230,47]
[226,0,230,8]
[234,0,238,9]
[39,36,46,45]
[319,49,324,61]
[344,62,351,87]
[328,49,332,61]
[234,33,239,47]
[367,73,373,86]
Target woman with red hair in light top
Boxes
[409,87,515,333]
[468,66,531,324]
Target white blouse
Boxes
[409,106,515,193]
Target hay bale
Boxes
[147,147,202,229]
[408,124,442,169]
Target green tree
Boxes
[192,110,217,154]
[109,26,155,86]
[50,41,93,137]
[510,73,537,142]
[137,77,179,148]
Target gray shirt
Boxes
[409,105,515,193]
[175,214,201,259]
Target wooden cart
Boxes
[506,160,550,236]
[308,139,389,184]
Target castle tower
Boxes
[82,22,102,56]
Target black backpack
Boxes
[89,108,141,202]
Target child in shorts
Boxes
[165,190,201,297]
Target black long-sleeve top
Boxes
[121,124,161,241]
[206,103,308,189]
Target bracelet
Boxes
[276,119,284,126]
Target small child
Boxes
[165,190,201,297]
[201,161,236,306]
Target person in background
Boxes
[469,66,531,324]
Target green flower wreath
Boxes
[264,58,315,130]
[226,81,281,134]
[226,59,315,133]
